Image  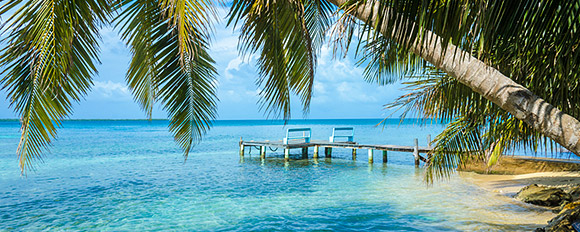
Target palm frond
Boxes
[357,34,425,85]
[158,0,217,62]
[334,0,580,100]
[116,0,218,157]
[390,67,571,183]
[339,0,580,182]
[116,0,161,119]
[425,115,483,183]
[385,67,491,124]
[0,0,111,174]
[227,0,334,118]
[157,48,218,156]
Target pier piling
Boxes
[302,147,308,159]
[284,149,289,161]
[239,137,244,157]
[368,149,373,163]
[427,134,432,162]
[325,147,332,158]
[313,146,319,159]
[413,138,420,167]
[260,146,266,159]
[383,150,388,163]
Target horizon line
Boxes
[0,117,435,121]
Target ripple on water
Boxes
[0,120,554,231]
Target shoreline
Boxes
[460,171,580,198]
[459,155,580,198]
[458,171,580,228]
[458,156,580,229]
[458,155,580,197]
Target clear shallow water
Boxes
[0,119,552,231]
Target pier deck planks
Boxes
[240,139,432,153]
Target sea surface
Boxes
[0,119,557,231]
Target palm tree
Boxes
[1,0,579,176]
[347,1,580,181]
[388,66,580,182]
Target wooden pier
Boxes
[239,134,433,166]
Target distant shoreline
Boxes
[0,118,423,121]
[0,118,448,126]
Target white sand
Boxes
[460,171,580,197]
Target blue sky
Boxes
[0,8,407,120]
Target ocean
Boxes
[0,119,553,231]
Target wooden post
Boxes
[239,137,244,157]
[284,148,290,161]
[414,138,420,167]
[427,134,432,162]
[302,147,308,159]
[313,146,319,159]
[368,149,373,163]
[260,146,266,159]
[352,148,357,160]
[325,147,332,158]
[382,150,388,163]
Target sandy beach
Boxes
[458,155,580,197]
[454,155,580,230]
[455,171,580,228]
[461,171,580,197]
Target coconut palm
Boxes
[359,1,580,181]
[1,0,579,176]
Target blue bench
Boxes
[283,128,311,144]
[329,127,354,143]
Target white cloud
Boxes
[99,27,127,56]
[336,82,378,103]
[313,82,326,94]
[90,81,132,100]
[211,34,238,53]
[226,57,243,70]
[224,57,243,79]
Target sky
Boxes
[0,8,407,120]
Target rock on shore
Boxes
[537,202,580,232]
[515,184,580,231]
[516,184,572,207]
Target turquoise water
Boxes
[0,119,551,231]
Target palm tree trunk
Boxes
[329,0,580,156]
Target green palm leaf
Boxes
[117,0,218,157]
[335,0,580,182]
[228,0,333,118]
[0,0,111,174]
[390,67,571,183]
[157,0,217,63]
